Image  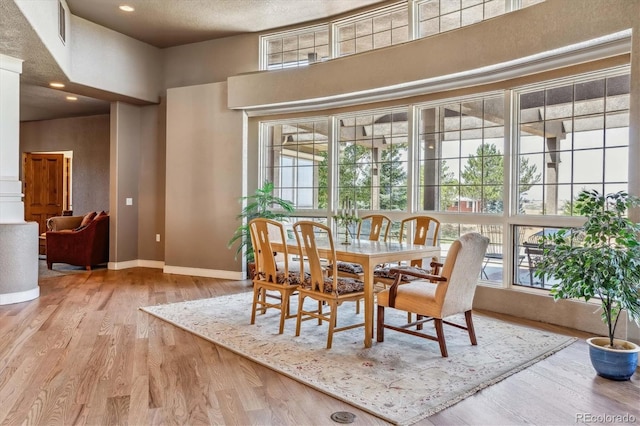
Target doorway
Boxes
[23,152,72,235]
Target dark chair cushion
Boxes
[302,276,364,295]
[374,265,432,282]
[335,261,363,274]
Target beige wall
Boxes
[20,114,110,215]
[137,100,166,262]
[163,34,258,89]
[165,82,244,278]
[70,16,163,103]
[110,102,141,264]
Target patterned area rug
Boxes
[141,292,575,425]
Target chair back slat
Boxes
[398,216,440,267]
[249,218,288,282]
[293,221,336,294]
[356,214,391,242]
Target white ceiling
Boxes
[0,0,387,122]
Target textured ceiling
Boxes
[0,0,387,122]
[66,0,387,48]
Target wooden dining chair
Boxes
[376,232,489,357]
[334,214,392,278]
[249,218,305,334]
[293,221,366,349]
[373,215,441,287]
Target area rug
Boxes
[141,292,575,425]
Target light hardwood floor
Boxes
[1,267,638,425]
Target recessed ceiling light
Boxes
[119,5,135,12]
[66,96,78,101]
[49,82,65,88]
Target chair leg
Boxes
[295,294,305,337]
[434,318,448,357]
[465,310,477,346]
[416,314,423,330]
[317,300,323,325]
[376,305,385,342]
[327,301,337,349]
[250,286,260,325]
[260,288,267,314]
[278,292,287,334]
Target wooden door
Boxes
[24,153,64,235]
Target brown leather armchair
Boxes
[46,212,109,270]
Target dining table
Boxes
[274,239,440,348]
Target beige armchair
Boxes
[47,215,84,231]
[376,232,489,357]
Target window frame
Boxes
[257,65,630,293]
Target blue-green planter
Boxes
[587,337,639,381]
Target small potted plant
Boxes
[228,181,294,277]
[534,189,640,380]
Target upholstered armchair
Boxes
[376,232,489,357]
[46,212,109,270]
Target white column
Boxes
[0,54,25,223]
[0,54,38,305]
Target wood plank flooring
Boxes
[0,267,638,425]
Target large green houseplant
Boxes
[534,189,640,380]
[228,181,294,266]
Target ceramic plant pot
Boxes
[586,337,640,381]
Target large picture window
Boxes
[262,119,329,209]
[517,73,630,216]
[337,109,408,211]
[259,66,630,292]
[513,70,630,289]
[417,95,513,213]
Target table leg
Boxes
[363,262,374,348]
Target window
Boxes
[417,0,507,38]
[260,1,543,70]
[513,69,630,289]
[417,94,507,213]
[58,0,66,44]
[261,25,329,70]
[258,67,628,293]
[335,4,409,57]
[516,72,630,216]
[337,108,409,211]
[262,119,329,209]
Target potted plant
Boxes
[534,189,640,380]
[228,181,294,277]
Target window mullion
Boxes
[328,116,338,223]
[407,105,417,214]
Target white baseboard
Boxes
[162,265,243,280]
[106,260,243,280]
[108,259,165,270]
[0,286,40,305]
